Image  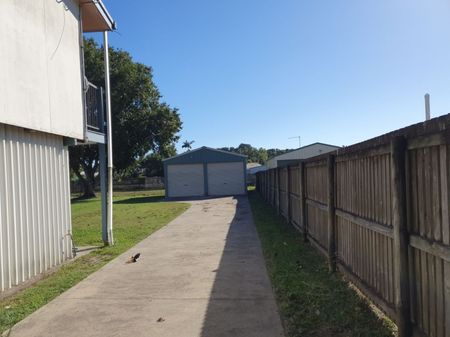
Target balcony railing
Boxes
[85,81,105,133]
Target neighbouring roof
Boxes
[247,163,262,169]
[163,146,247,165]
[77,0,116,32]
[267,142,340,162]
[247,165,267,174]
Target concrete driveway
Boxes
[7,196,285,337]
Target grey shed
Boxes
[163,147,247,198]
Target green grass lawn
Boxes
[0,190,188,334]
[248,190,395,337]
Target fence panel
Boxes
[270,170,277,207]
[335,151,396,313]
[289,166,301,230]
[305,160,328,250]
[407,144,450,337]
[256,114,450,337]
[279,168,288,219]
[336,152,392,225]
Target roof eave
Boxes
[163,146,247,162]
[78,0,116,33]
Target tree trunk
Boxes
[81,176,96,199]
[73,167,96,199]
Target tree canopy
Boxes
[182,140,195,151]
[218,144,293,164]
[69,39,182,197]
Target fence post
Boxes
[391,136,412,337]
[261,172,264,198]
[327,154,336,272]
[256,173,259,193]
[277,167,281,215]
[269,171,272,204]
[265,171,267,201]
[271,170,275,206]
[299,162,308,242]
[286,167,291,224]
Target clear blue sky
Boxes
[101,0,450,151]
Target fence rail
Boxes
[256,114,450,337]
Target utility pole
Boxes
[289,136,301,148]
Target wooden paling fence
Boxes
[256,114,450,337]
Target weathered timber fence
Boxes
[256,114,450,337]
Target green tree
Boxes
[182,140,195,151]
[256,147,269,163]
[218,144,292,164]
[218,144,267,164]
[69,39,182,198]
[141,144,176,177]
[267,148,293,159]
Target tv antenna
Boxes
[288,136,301,148]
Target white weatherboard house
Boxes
[164,147,247,198]
[0,0,115,292]
[265,142,340,169]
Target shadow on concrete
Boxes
[199,196,284,337]
[165,194,247,202]
[114,195,165,204]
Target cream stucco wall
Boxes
[0,0,84,140]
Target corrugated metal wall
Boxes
[0,123,73,292]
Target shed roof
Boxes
[164,146,247,165]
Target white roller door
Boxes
[167,164,205,197]
[207,162,245,196]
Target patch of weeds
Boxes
[248,191,395,337]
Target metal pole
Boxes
[424,93,430,121]
[99,143,108,243]
[103,31,114,245]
